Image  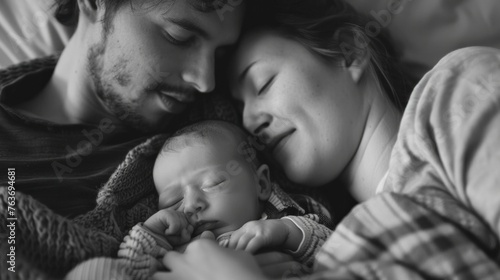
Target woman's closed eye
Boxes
[258,76,275,95]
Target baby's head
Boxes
[153,120,272,237]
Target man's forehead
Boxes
[133,0,245,20]
[131,0,232,11]
[187,0,232,12]
[144,0,245,42]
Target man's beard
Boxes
[86,39,163,133]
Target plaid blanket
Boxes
[310,187,500,279]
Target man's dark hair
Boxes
[53,0,231,26]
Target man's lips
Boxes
[159,90,196,103]
[156,91,195,114]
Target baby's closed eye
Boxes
[158,192,183,210]
[201,179,228,193]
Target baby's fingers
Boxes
[234,234,254,251]
[227,231,258,252]
[181,225,194,241]
[226,230,244,249]
[164,216,189,235]
[164,220,183,235]
[168,224,194,247]
[243,237,265,253]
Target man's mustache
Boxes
[148,82,198,96]
[148,82,198,103]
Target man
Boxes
[0,0,245,218]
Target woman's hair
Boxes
[248,0,412,110]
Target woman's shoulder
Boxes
[386,47,500,196]
[433,46,500,75]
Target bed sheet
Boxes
[0,0,75,68]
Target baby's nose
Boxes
[183,187,207,216]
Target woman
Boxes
[155,1,500,279]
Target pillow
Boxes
[349,0,500,79]
[0,0,75,68]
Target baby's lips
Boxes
[191,230,216,241]
[192,221,219,237]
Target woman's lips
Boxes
[269,130,295,156]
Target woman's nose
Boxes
[242,104,271,136]
[183,186,207,216]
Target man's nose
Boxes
[182,51,216,93]
[183,186,207,217]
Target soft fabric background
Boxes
[0,0,75,68]
[348,0,500,78]
[2,0,500,79]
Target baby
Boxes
[118,120,333,279]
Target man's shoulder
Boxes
[0,56,57,87]
[0,56,57,105]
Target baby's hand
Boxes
[143,209,194,246]
[226,219,302,253]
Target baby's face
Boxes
[153,142,263,237]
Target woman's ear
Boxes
[255,164,272,201]
[345,54,370,84]
[77,0,101,23]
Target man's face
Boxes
[88,0,244,132]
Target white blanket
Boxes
[0,0,74,68]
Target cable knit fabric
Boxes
[282,215,331,266]
[117,224,169,280]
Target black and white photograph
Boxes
[1,0,500,279]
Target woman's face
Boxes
[231,30,368,187]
